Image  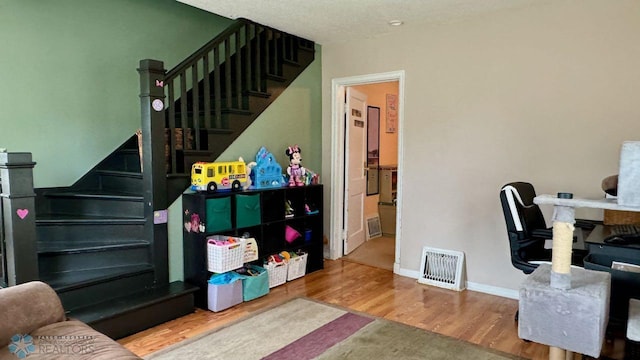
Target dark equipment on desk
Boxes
[601,219,640,246]
[604,233,640,246]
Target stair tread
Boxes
[282,58,301,66]
[245,90,271,98]
[38,239,150,255]
[95,170,142,177]
[225,106,252,114]
[207,128,234,135]
[45,190,143,200]
[37,214,144,222]
[68,281,198,324]
[180,149,214,156]
[117,148,139,154]
[266,73,286,82]
[42,264,153,292]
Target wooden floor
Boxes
[344,235,395,270]
[118,259,624,359]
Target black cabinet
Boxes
[183,185,324,308]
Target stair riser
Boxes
[39,247,150,274]
[47,198,143,218]
[37,223,145,242]
[89,292,195,339]
[99,174,143,193]
[57,271,155,311]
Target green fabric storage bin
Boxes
[235,194,261,228]
[206,197,232,233]
[236,265,269,301]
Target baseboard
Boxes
[394,265,519,300]
[466,281,519,299]
[394,265,419,279]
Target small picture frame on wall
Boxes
[386,94,397,133]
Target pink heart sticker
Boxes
[17,209,29,219]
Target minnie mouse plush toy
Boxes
[285,145,305,186]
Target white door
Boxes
[343,87,367,255]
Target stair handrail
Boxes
[165,18,249,82]
[162,17,296,176]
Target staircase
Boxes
[27,18,315,339]
[34,136,197,339]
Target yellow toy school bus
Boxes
[191,161,248,192]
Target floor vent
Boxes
[418,246,466,291]
[366,215,382,240]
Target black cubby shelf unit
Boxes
[182,184,324,309]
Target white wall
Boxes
[321,0,640,292]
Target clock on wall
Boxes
[152,99,164,112]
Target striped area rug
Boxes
[145,298,523,360]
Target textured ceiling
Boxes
[178,0,551,44]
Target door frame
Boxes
[329,70,405,273]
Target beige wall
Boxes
[351,82,399,218]
[321,0,640,292]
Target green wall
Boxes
[0,0,233,187]
[0,0,323,283]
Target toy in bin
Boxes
[267,251,291,264]
[206,236,245,273]
[191,158,248,192]
[235,265,269,301]
[264,252,290,288]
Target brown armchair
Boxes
[0,281,140,359]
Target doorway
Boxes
[329,71,405,273]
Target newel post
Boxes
[0,152,38,286]
[138,59,169,284]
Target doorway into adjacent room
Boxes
[329,71,404,272]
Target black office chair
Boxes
[500,182,590,275]
[500,182,593,323]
